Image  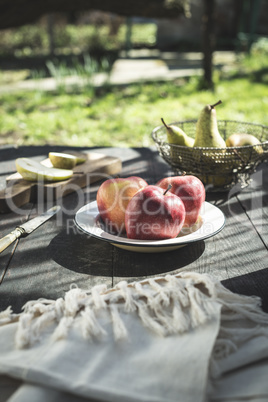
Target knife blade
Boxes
[0,205,61,254]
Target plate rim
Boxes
[74,200,225,249]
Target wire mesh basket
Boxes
[151,120,268,191]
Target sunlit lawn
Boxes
[0,54,268,148]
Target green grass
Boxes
[0,52,268,147]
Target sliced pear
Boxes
[16,158,73,182]
[49,152,77,169]
[63,151,87,165]
[75,155,87,164]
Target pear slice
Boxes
[49,152,77,169]
[16,158,73,182]
[62,151,87,165]
[73,154,86,165]
[75,156,86,164]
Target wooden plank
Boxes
[222,268,268,313]
[0,196,114,313]
[188,194,268,277]
[235,163,268,249]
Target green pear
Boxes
[193,101,227,188]
[161,118,194,147]
[194,101,226,148]
[16,158,73,182]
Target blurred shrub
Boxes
[117,23,157,47]
[251,37,268,55]
[0,22,157,57]
[0,26,48,55]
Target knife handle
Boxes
[0,228,24,253]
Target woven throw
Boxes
[0,272,268,402]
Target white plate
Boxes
[74,201,225,253]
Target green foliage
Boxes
[0,75,267,147]
[0,25,48,56]
[0,50,267,147]
[226,49,268,86]
[117,23,157,47]
[0,23,157,57]
[251,37,268,55]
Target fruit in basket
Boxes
[226,133,262,157]
[194,101,226,148]
[156,175,205,227]
[49,152,77,169]
[193,101,228,188]
[161,118,194,147]
[226,133,263,162]
[125,185,185,240]
[97,176,148,234]
[15,158,73,182]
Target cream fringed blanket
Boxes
[0,272,268,402]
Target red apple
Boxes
[96,176,148,234]
[156,175,205,227]
[125,185,185,240]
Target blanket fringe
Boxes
[1,273,267,353]
[0,306,19,325]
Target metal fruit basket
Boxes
[151,120,268,190]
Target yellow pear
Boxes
[193,101,227,188]
[161,118,194,147]
[194,101,226,148]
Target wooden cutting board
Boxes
[0,151,122,213]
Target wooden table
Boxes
[1,144,268,400]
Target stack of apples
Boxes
[96,174,205,240]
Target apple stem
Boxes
[161,118,169,129]
[163,184,172,195]
[210,100,222,109]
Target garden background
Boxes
[0,0,267,148]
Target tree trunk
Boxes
[202,0,215,90]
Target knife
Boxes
[0,205,61,254]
